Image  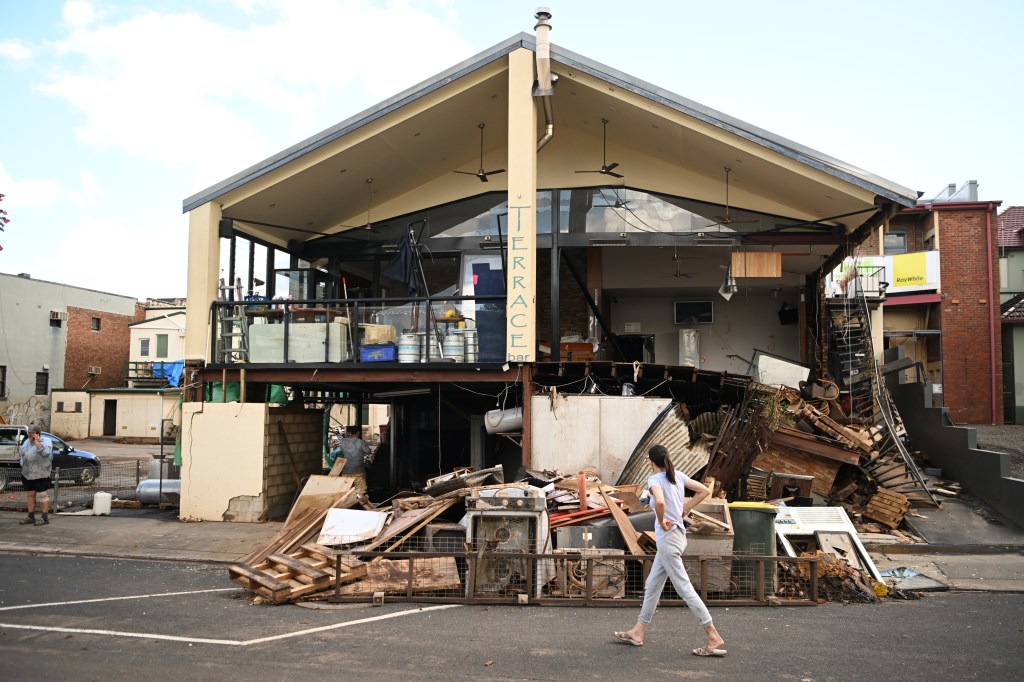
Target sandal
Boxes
[614,631,643,647]
[693,646,727,657]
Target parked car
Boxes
[0,425,101,492]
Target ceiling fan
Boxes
[453,123,505,182]
[575,118,623,179]
[657,246,698,278]
[704,166,760,229]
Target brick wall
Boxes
[934,205,1003,424]
[64,303,144,389]
[263,407,324,518]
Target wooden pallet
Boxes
[229,542,367,603]
[864,489,911,529]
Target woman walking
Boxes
[614,444,727,656]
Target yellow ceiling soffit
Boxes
[213,57,511,214]
[557,67,877,206]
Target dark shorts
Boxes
[22,476,54,492]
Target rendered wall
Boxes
[180,402,267,522]
[611,292,800,373]
[50,390,91,439]
[530,395,670,482]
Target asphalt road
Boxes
[1,554,1021,681]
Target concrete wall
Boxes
[180,402,325,522]
[180,401,267,522]
[892,381,1024,529]
[531,395,670,482]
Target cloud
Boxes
[0,40,32,62]
[0,164,62,210]
[45,213,187,298]
[37,1,473,178]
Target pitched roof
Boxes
[1002,292,1024,320]
[999,206,1024,248]
[184,33,921,223]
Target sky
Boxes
[1,0,1022,300]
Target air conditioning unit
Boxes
[87,366,102,375]
[50,311,68,321]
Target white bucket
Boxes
[148,457,173,480]
[484,406,523,434]
[442,332,465,363]
[398,333,420,363]
[93,491,112,516]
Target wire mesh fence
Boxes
[0,462,180,511]
[326,534,817,606]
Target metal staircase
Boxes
[216,278,249,363]
[827,278,939,506]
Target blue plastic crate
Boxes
[360,344,397,362]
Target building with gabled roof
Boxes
[177,12,924,521]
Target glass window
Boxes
[50,317,62,328]
[35,372,48,395]
[140,338,150,357]
[884,230,908,255]
[0,365,6,398]
[92,317,101,331]
[75,402,82,413]
[57,401,64,412]
[156,334,168,358]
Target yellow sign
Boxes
[892,252,927,288]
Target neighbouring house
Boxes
[999,205,1024,424]
[127,306,186,388]
[842,181,1003,426]
[0,271,143,431]
[50,300,186,442]
[177,13,927,522]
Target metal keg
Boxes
[397,332,420,363]
[442,331,465,363]
[463,329,479,363]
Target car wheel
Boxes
[79,466,98,486]
[0,469,9,493]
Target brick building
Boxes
[853,182,1003,425]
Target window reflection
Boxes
[431,187,762,239]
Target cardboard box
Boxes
[360,324,397,345]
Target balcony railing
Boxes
[209,294,507,366]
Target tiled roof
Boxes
[1003,292,1024,320]
[999,206,1024,248]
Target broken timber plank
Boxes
[230,543,367,603]
[599,485,645,555]
[333,557,461,596]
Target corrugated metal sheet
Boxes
[616,403,714,486]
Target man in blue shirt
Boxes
[19,427,53,526]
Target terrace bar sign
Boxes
[506,203,536,363]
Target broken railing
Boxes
[328,542,818,607]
